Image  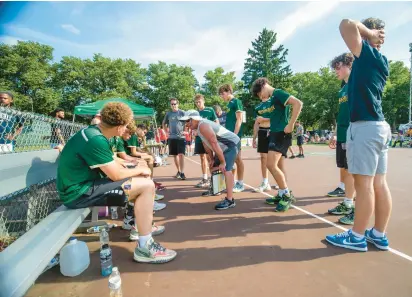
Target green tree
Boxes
[143,61,198,121]
[241,28,293,135]
[382,61,411,129]
[0,41,59,113]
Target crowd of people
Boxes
[0,16,396,264]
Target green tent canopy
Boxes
[74,98,155,119]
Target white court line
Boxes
[184,156,412,263]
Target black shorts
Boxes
[268,131,292,157]
[194,141,206,155]
[64,178,129,209]
[257,128,270,153]
[297,135,304,146]
[168,138,186,155]
[336,142,348,169]
[186,140,192,146]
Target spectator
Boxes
[213,105,227,126]
[0,91,24,153]
[57,102,176,263]
[50,108,67,152]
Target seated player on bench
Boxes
[57,102,176,264]
[179,110,240,211]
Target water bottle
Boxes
[100,228,110,247]
[60,237,90,277]
[100,244,113,276]
[108,267,123,297]
[110,207,118,220]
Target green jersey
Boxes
[123,134,139,155]
[268,89,291,132]
[108,136,125,154]
[196,107,218,143]
[254,100,274,128]
[337,84,350,142]
[57,125,114,204]
[225,98,243,138]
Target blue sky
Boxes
[1,1,411,83]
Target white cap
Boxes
[178,109,202,121]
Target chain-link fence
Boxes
[0,106,85,154]
[0,179,62,252]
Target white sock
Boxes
[203,174,208,180]
[339,182,345,190]
[238,180,244,186]
[343,198,354,207]
[351,230,364,239]
[263,178,268,184]
[372,228,385,238]
[139,234,152,247]
[279,188,290,196]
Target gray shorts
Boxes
[346,121,391,176]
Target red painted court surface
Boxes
[27,145,412,297]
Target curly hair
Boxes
[218,84,233,94]
[330,53,354,69]
[100,102,133,127]
[362,17,385,30]
[251,77,270,98]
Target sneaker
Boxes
[327,187,345,197]
[233,182,245,193]
[153,201,166,211]
[133,237,177,264]
[297,154,305,158]
[129,224,166,241]
[155,193,164,201]
[339,211,355,225]
[365,228,389,251]
[215,198,236,210]
[196,179,210,188]
[275,192,295,212]
[289,155,296,159]
[265,194,282,205]
[325,230,367,252]
[328,202,353,215]
[254,182,271,193]
[180,172,186,180]
[175,171,181,179]
[122,217,135,230]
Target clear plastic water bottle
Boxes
[100,244,113,276]
[108,267,123,297]
[60,237,90,277]
[100,228,110,247]
[110,207,118,220]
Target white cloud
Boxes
[61,24,81,35]
[274,1,340,45]
[0,36,24,45]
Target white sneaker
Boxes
[154,201,166,211]
[254,182,271,193]
[129,224,166,241]
[155,193,164,201]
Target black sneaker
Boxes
[215,198,236,210]
[175,171,181,179]
[289,155,296,159]
[297,154,305,158]
[180,173,186,180]
[327,187,345,197]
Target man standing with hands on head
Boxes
[162,98,186,180]
[326,18,392,252]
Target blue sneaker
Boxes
[325,230,367,252]
[365,228,389,251]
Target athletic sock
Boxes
[238,180,244,186]
[139,234,152,247]
[343,198,354,207]
[372,228,385,238]
[339,182,345,190]
[263,178,269,184]
[203,174,208,180]
[279,188,290,196]
[351,230,365,240]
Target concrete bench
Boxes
[0,150,103,297]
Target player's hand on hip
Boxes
[284,124,293,134]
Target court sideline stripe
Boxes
[183,156,412,263]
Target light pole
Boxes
[409,43,412,123]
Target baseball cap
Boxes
[178,110,202,121]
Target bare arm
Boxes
[285,96,303,130]
[233,112,242,135]
[253,119,259,140]
[199,124,225,165]
[100,161,150,181]
[339,19,384,57]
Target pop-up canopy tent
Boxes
[73,98,155,120]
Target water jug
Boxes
[60,237,90,277]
